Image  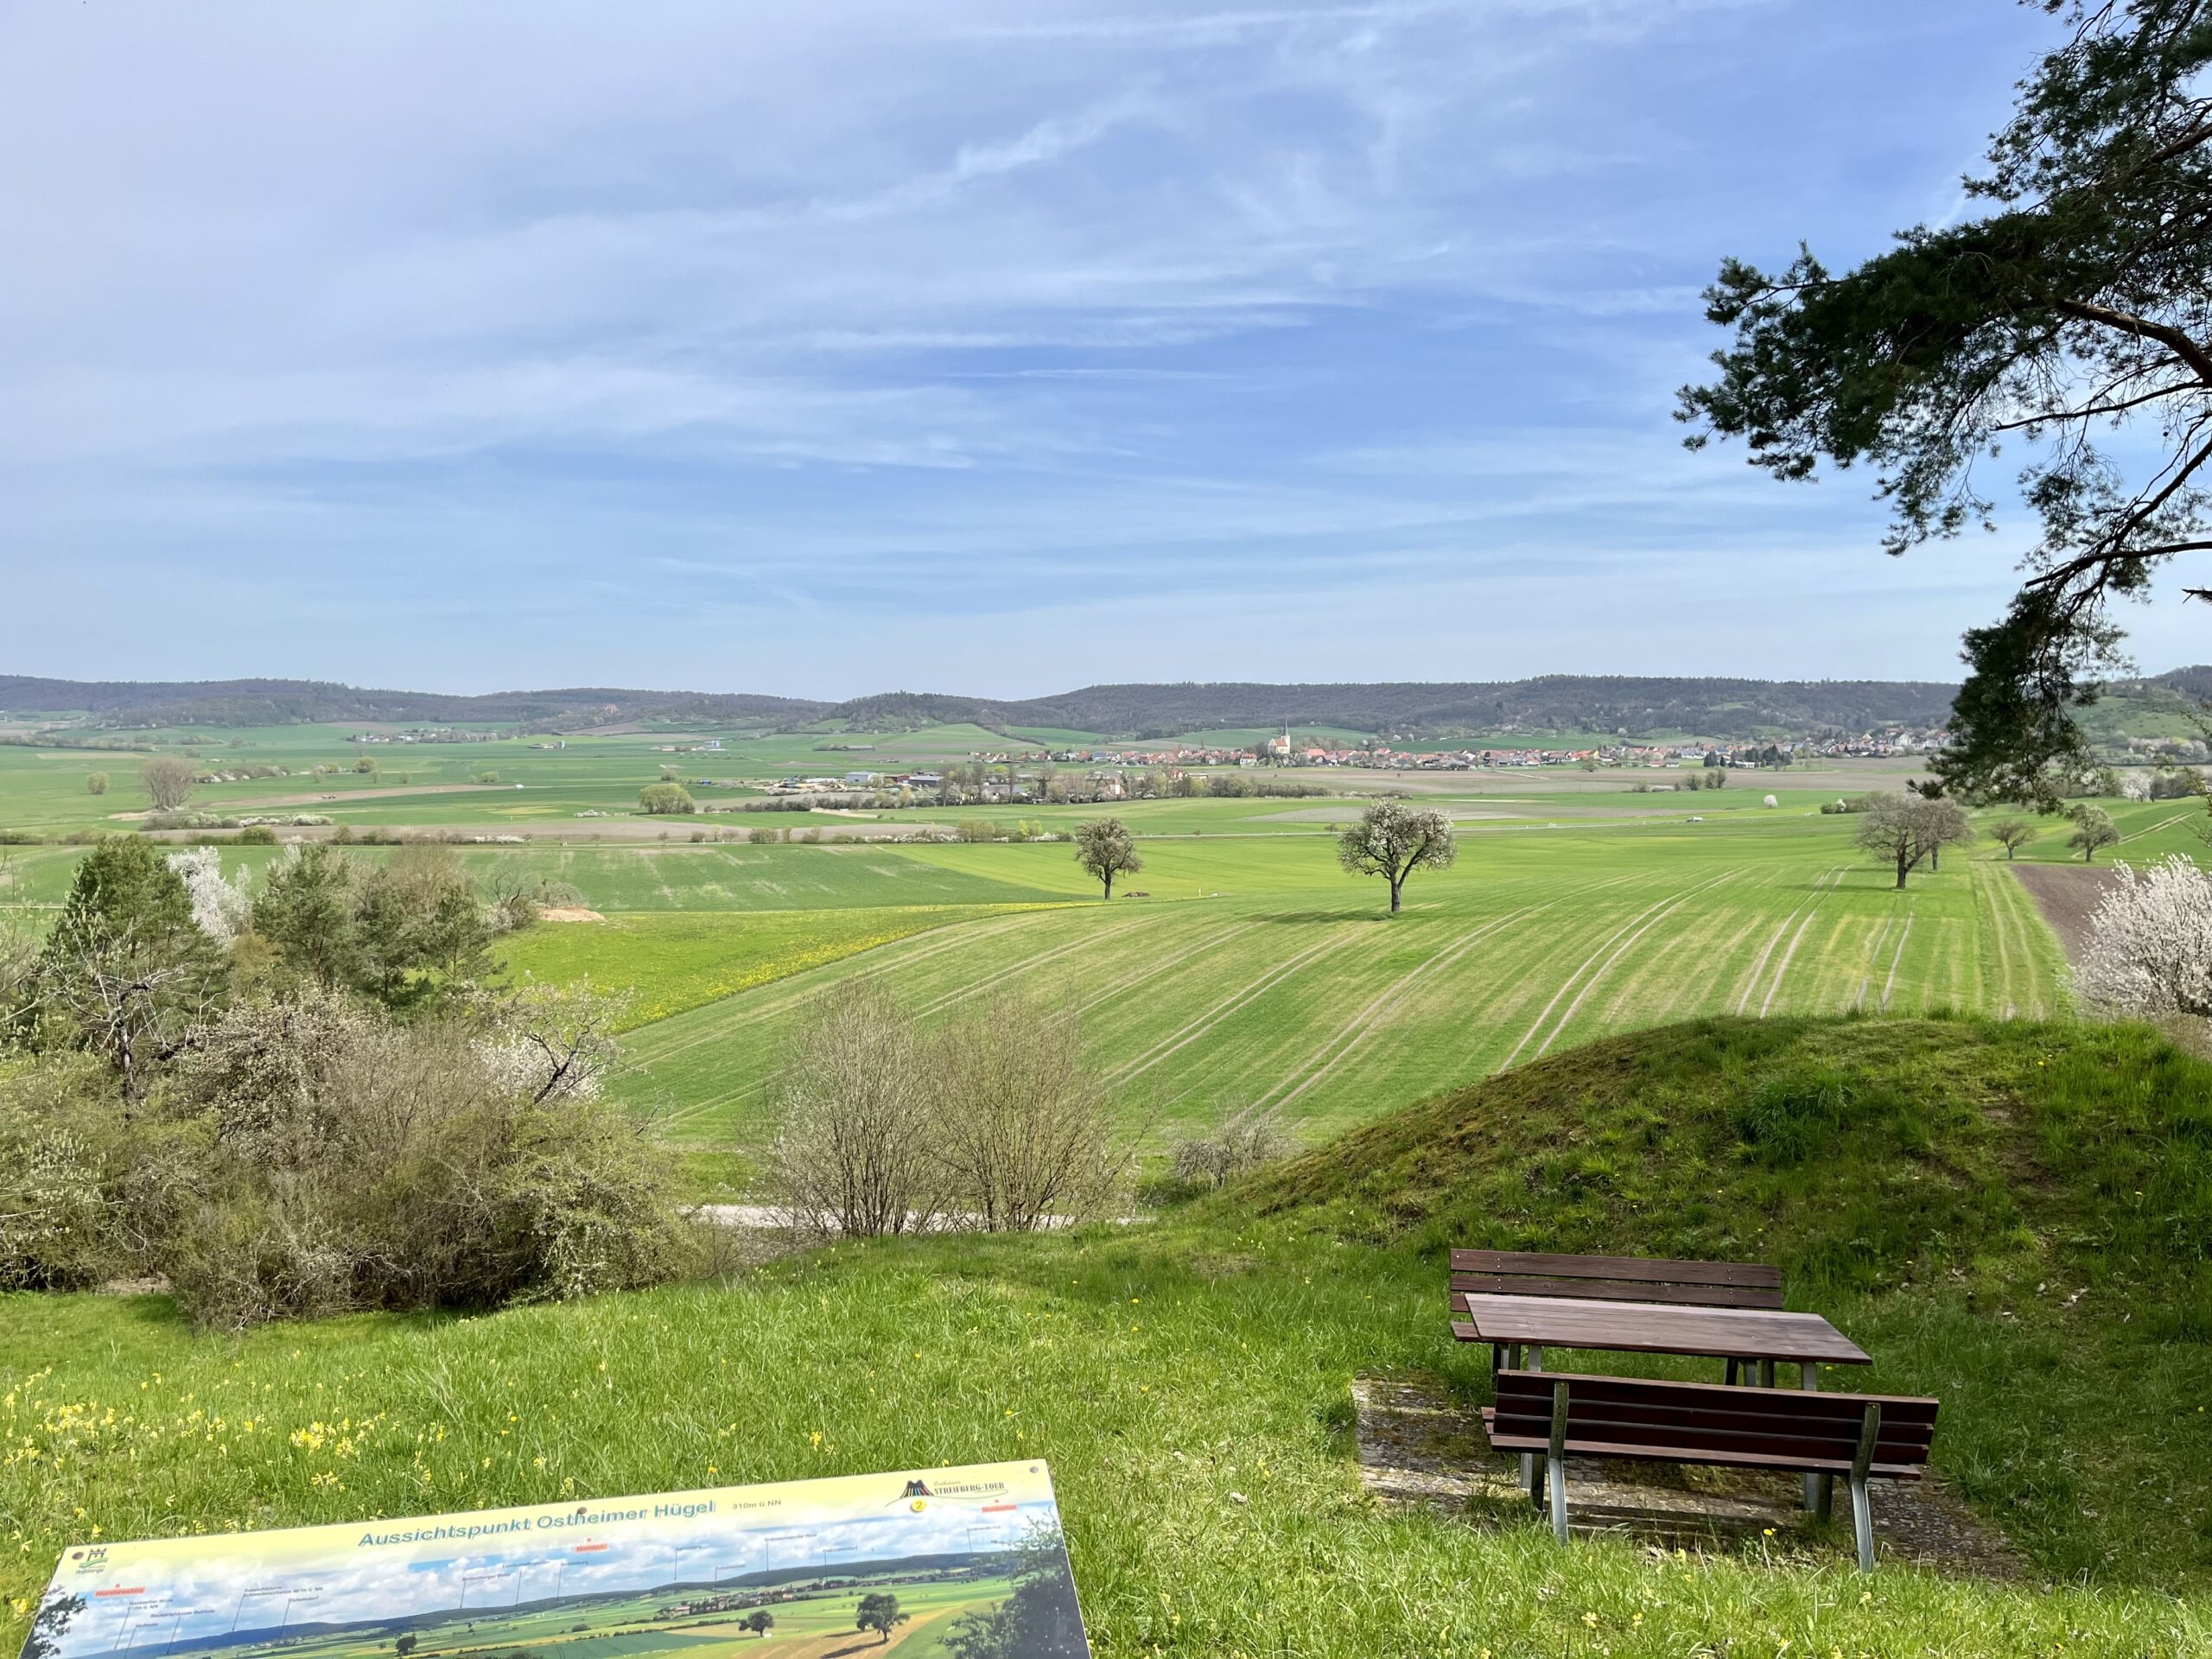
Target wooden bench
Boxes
[1451,1249,1783,1312]
[1483,1370,1939,1569]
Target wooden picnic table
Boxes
[1452,1292,1872,1373]
[1453,1291,1873,1511]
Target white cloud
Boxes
[0,0,2083,690]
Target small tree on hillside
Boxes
[1072,817,1142,899]
[741,1612,772,1637]
[855,1594,906,1645]
[1337,799,1455,913]
[930,994,1130,1231]
[85,772,108,797]
[141,754,196,812]
[1990,817,2038,861]
[766,980,944,1239]
[2068,804,2120,863]
[639,782,695,815]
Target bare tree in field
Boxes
[1336,799,1456,913]
[766,980,944,1240]
[141,754,196,812]
[1855,794,1930,890]
[927,993,1129,1231]
[2068,804,2120,863]
[1072,817,1142,899]
[1990,817,2038,861]
[1911,798,1974,873]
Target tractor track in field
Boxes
[1853,904,1900,1013]
[1106,927,1359,1085]
[1528,872,1740,1060]
[1877,904,1916,1011]
[910,912,1154,1017]
[652,912,1167,1124]
[1070,917,1265,1011]
[626,910,1049,1063]
[2118,808,2194,845]
[1733,868,1843,1018]
[1502,870,1740,1069]
[1756,868,1847,1018]
[1253,903,1551,1112]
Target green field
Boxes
[8,1015,2212,1656]
[601,810,2066,1166]
[502,905,1071,1029]
[0,781,2108,1176]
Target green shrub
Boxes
[639,782,695,815]
[1732,1070,1858,1165]
[157,995,685,1328]
[0,1054,131,1289]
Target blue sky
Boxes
[4,0,2188,699]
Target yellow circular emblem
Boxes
[910,1498,927,1512]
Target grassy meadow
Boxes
[6,1017,2212,1656]
[607,808,2071,1169]
[15,720,2212,1652]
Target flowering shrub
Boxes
[2075,855,2212,1019]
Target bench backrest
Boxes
[1452,1249,1783,1311]
[1490,1370,1937,1479]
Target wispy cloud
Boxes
[0,0,2060,691]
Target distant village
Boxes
[663,725,1952,798]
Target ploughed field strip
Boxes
[617,825,2065,1147]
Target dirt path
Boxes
[112,781,515,817]
[2009,862,2120,965]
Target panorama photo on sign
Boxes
[26,1461,1087,1659]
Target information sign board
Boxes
[28,1460,1088,1659]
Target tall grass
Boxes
[4,1227,2207,1658]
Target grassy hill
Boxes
[1243,1014,2212,1587]
[6,1015,2212,1658]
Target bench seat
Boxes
[1484,1370,1938,1569]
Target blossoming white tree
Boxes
[2075,855,2212,1020]
[165,848,251,945]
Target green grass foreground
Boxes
[8,1015,2212,1656]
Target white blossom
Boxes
[2075,855,2212,1019]
[166,847,251,944]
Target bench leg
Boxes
[1850,1475,1874,1569]
[1517,1346,1541,1493]
[1800,1363,1829,1515]
[1725,1357,1738,1386]
[1548,1449,1568,1542]
[1758,1358,1776,1388]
